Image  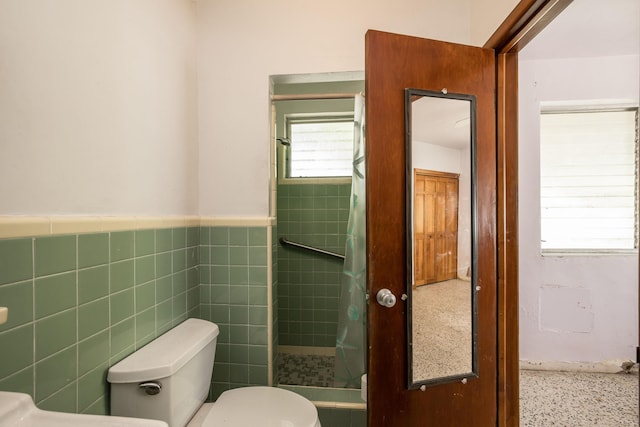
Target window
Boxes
[540,107,639,252]
[284,114,354,178]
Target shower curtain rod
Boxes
[271,92,363,101]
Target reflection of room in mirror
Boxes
[407,89,476,386]
[412,278,472,382]
[411,96,472,285]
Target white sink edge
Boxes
[0,392,168,427]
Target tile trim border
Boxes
[314,401,367,410]
[0,216,276,239]
[200,217,276,227]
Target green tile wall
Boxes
[0,222,362,419]
[277,183,351,347]
[199,226,270,400]
[317,407,367,427]
[0,227,200,414]
[271,224,279,383]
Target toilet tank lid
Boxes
[107,319,219,383]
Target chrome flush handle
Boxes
[376,288,397,308]
[139,381,162,396]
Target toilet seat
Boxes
[191,387,321,427]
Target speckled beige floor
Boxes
[276,354,637,425]
[520,369,639,426]
[411,279,472,382]
[412,281,639,425]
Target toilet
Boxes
[107,318,321,427]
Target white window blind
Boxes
[287,117,353,178]
[540,109,638,251]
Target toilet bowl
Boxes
[188,387,320,427]
[107,318,321,427]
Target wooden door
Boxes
[366,30,497,426]
[414,170,459,286]
[435,174,459,283]
[413,172,436,285]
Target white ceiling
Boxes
[411,95,470,149]
[411,0,639,151]
[520,0,640,60]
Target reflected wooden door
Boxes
[435,174,459,283]
[413,172,437,286]
[366,30,497,426]
[414,170,458,286]
[413,173,426,285]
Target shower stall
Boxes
[271,78,366,395]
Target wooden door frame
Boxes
[484,1,573,425]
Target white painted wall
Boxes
[518,54,640,365]
[0,0,521,217]
[0,0,198,215]
[413,142,462,174]
[196,0,476,217]
[470,0,519,46]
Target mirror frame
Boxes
[404,88,479,389]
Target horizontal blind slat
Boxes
[540,109,637,250]
[289,119,354,178]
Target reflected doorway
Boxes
[413,170,460,286]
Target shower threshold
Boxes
[278,384,366,410]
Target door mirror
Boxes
[405,88,478,387]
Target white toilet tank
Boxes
[108,319,219,427]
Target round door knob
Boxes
[376,288,397,308]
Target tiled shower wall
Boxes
[0,224,272,413]
[276,183,351,347]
